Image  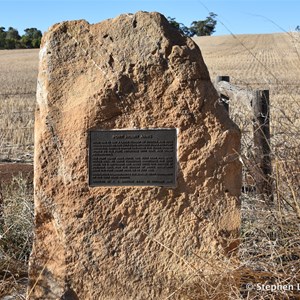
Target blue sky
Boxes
[0,0,298,36]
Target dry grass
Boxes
[0,176,34,299]
[1,32,300,299]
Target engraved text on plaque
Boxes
[89,129,177,186]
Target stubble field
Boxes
[0,49,37,163]
[1,32,300,299]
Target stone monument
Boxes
[28,11,241,299]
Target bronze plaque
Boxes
[89,129,177,187]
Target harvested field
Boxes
[0,49,38,162]
[194,33,300,85]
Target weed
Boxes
[0,175,34,299]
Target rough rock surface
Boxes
[28,11,241,300]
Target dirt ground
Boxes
[0,163,33,185]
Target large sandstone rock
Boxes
[28,11,241,299]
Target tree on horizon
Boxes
[167,12,218,37]
[0,26,42,49]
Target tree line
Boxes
[168,12,217,37]
[0,27,42,49]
